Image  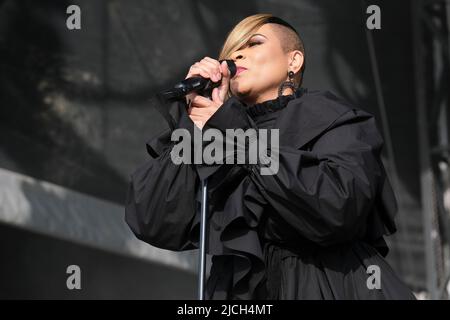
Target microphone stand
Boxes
[156,90,210,300]
[157,87,212,300]
[198,175,208,300]
[197,89,212,301]
[158,60,236,300]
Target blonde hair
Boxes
[217,13,306,99]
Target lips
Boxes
[236,67,247,76]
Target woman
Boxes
[125,13,416,300]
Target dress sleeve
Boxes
[124,100,201,251]
[198,97,387,247]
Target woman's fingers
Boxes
[201,57,222,80]
[188,103,214,129]
[220,60,230,83]
[202,57,222,80]
[217,60,231,102]
[211,87,220,104]
[188,64,211,80]
[187,58,221,82]
[191,94,215,109]
[185,57,229,127]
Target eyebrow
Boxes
[237,34,267,50]
[250,33,268,39]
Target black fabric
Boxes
[244,88,305,118]
[244,88,307,131]
[125,88,416,300]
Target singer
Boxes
[125,13,416,300]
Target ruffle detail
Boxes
[183,87,310,299]
[188,165,269,300]
[245,87,308,118]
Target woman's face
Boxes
[229,23,294,105]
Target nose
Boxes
[231,50,244,62]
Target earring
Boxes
[278,70,296,97]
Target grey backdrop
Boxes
[0,0,424,298]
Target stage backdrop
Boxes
[0,0,424,298]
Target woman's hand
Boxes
[184,57,231,129]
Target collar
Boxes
[245,87,308,118]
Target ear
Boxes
[288,50,304,74]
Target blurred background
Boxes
[0,0,449,299]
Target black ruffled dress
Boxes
[125,87,417,300]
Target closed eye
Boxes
[248,41,261,47]
[236,40,262,52]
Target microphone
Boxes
[159,59,237,100]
